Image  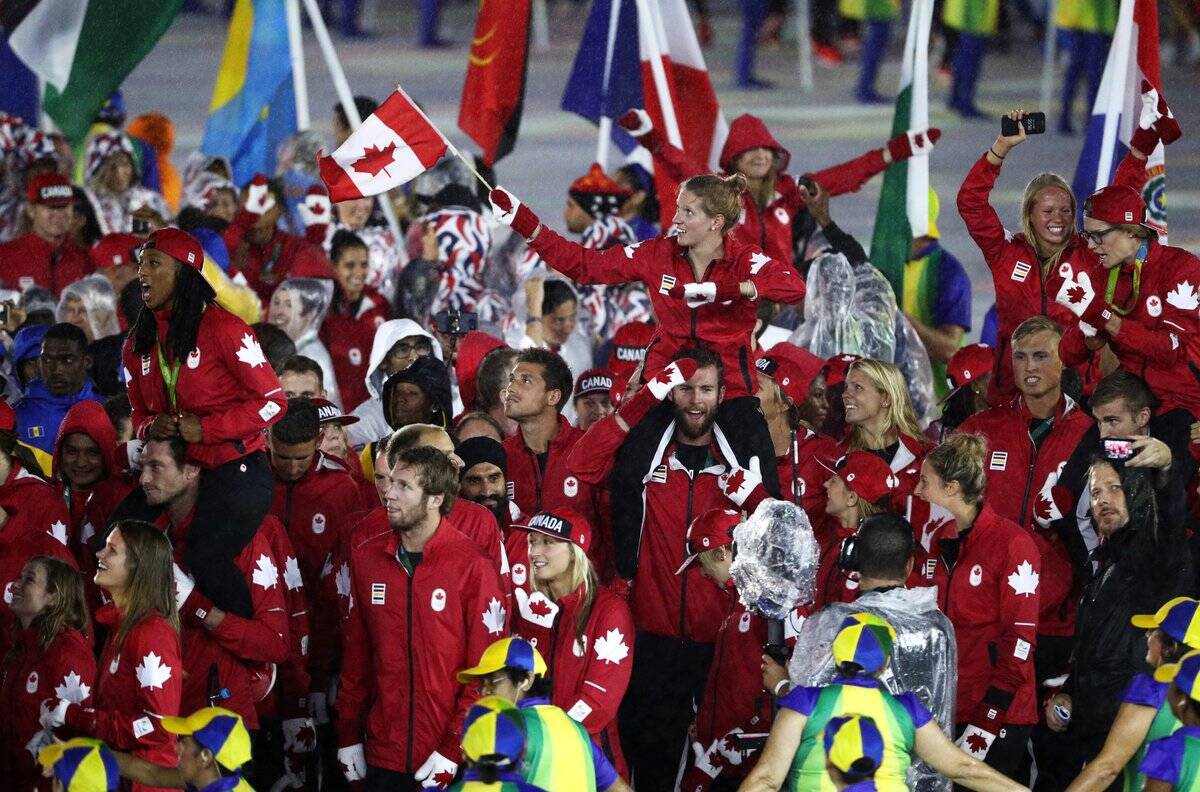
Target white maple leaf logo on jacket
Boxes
[283,556,304,591]
[594,628,629,665]
[47,520,68,546]
[1007,561,1040,596]
[55,671,91,704]
[1167,281,1199,311]
[482,598,507,635]
[136,652,173,690]
[235,333,267,368]
[252,554,279,589]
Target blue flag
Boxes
[561,0,643,153]
[201,0,296,185]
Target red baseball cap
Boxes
[608,321,654,380]
[824,354,863,388]
[523,508,592,555]
[312,397,360,426]
[1085,184,1150,228]
[820,451,899,507]
[26,172,73,207]
[143,227,205,271]
[943,343,994,401]
[676,508,741,575]
[755,345,823,406]
[574,368,616,400]
[89,233,142,269]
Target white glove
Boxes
[1079,320,1099,338]
[338,743,366,782]
[620,108,654,136]
[282,717,317,753]
[309,691,330,725]
[1054,264,1096,319]
[39,698,70,731]
[415,750,458,788]
[682,282,719,308]
[718,457,765,507]
[173,563,196,612]
[298,192,331,228]
[955,724,997,760]
[244,177,276,216]
[645,361,692,400]
[906,129,937,156]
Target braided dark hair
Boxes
[131,263,216,361]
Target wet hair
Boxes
[513,348,574,414]
[1012,315,1063,346]
[476,348,520,412]
[1090,369,1158,416]
[680,173,747,233]
[924,434,988,506]
[71,187,103,247]
[119,278,144,328]
[250,322,297,373]
[271,397,320,444]
[131,264,216,361]
[330,228,368,264]
[175,206,229,234]
[108,520,181,649]
[497,666,553,700]
[280,354,324,384]
[24,556,91,652]
[1021,173,1077,269]
[454,411,505,442]
[856,514,915,580]
[542,281,577,315]
[844,359,923,450]
[386,446,459,516]
[42,322,88,354]
[103,393,132,433]
[671,345,725,383]
[616,163,659,223]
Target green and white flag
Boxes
[869,0,935,298]
[7,0,182,141]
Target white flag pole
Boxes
[285,0,310,130]
[596,0,626,170]
[795,0,814,92]
[1039,0,1059,114]
[634,0,683,148]
[299,0,402,239]
[906,0,934,236]
[532,0,551,51]
[1095,0,1134,191]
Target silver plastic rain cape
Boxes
[788,252,937,424]
[728,499,820,619]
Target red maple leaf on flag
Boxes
[352,142,398,177]
[965,733,990,754]
[433,768,456,787]
[724,468,746,493]
[529,599,553,617]
[1034,493,1054,523]
[1066,284,1085,304]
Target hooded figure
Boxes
[11,324,48,390]
[382,354,453,431]
[52,400,134,561]
[83,131,168,234]
[347,318,443,449]
[56,274,124,396]
[269,277,340,407]
[455,330,506,413]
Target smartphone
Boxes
[1103,437,1135,461]
[795,175,817,193]
[435,309,478,336]
[1001,112,1046,136]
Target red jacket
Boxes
[0,626,96,792]
[0,233,92,295]
[124,304,287,468]
[529,230,805,398]
[336,519,507,772]
[320,287,389,412]
[958,394,1091,636]
[692,588,773,787]
[69,606,181,792]
[0,464,75,657]
[643,113,892,270]
[257,515,311,720]
[512,582,633,777]
[932,505,1041,726]
[774,428,839,545]
[1061,239,1200,419]
[163,510,290,728]
[956,153,1144,402]
[223,215,335,304]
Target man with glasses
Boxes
[348,318,442,450]
[457,637,633,792]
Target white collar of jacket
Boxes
[641,419,740,483]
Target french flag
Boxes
[1071,0,1168,237]
[562,0,727,173]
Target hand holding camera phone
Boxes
[1001,112,1046,137]
[1102,437,1135,461]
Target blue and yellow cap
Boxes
[1155,650,1200,701]
[161,707,251,771]
[462,697,527,764]
[832,613,896,675]
[457,637,547,683]
[824,715,884,779]
[38,738,119,792]
[1133,597,1200,648]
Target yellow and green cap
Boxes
[458,637,547,683]
[832,613,896,675]
[824,715,884,779]
[462,697,527,764]
[161,707,251,771]
[38,738,119,792]
[1155,649,1200,701]
[1132,597,1200,648]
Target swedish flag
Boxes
[201,0,296,184]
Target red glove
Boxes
[1142,79,1181,144]
[886,128,941,162]
[617,108,667,153]
[488,188,542,239]
[618,359,699,427]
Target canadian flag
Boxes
[318,87,449,202]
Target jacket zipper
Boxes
[681,470,696,641]
[531,446,544,511]
[283,482,294,529]
[1017,433,1042,527]
[405,570,415,771]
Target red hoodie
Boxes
[454,331,506,414]
[320,286,389,412]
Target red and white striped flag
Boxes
[318,87,449,202]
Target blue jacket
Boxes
[13,378,103,456]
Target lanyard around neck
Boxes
[156,342,181,412]
[1104,240,1150,317]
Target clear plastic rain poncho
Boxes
[788,252,937,425]
[728,500,820,619]
[270,277,341,406]
[788,587,959,792]
[57,275,120,342]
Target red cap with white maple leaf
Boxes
[522,508,592,554]
[942,343,994,403]
[819,452,900,508]
[1085,184,1153,230]
[676,508,741,575]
